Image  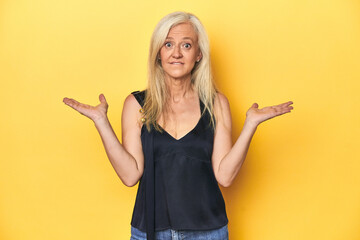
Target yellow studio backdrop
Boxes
[1,0,359,239]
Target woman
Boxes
[63,11,293,240]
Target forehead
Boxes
[166,22,198,41]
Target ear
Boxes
[196,51,203,62]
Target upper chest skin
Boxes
[157,96,201,140]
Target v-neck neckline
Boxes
[157,99,203,141]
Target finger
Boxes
[99,93,107,104]
[251,103,259,109]
[279,101,293,107]
[285,101,293,107]
[275,106,293,115]
[63,97,88,112]
[63,97,79,107]
[281,102,294,111]
[273,107,293,115]
[273,102,294,112]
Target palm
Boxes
[246,101,293,125]
[63,94,108,122]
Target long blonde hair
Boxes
[143,11,217,131]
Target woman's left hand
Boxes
[245,101,294,126]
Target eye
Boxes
[165,42,172,48]
[183,43,191,49]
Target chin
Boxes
[167,74,191,81]
[164,70,191,80]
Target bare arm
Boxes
[63,94,144,187]
[211,93,294,187]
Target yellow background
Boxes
[1,0,359,239]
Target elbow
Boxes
[217,176,233,188]
[121,179,139,187]
[216,171,236,187]
[122,179,138,187]
[124,183,138,187]
[121,172,142,187]
[219,180,232,188]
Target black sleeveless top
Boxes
[130,90,228,240]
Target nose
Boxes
[172,45,183,58]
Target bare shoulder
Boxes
[123,93,142,110]
[121,93,143,153]
[122,93,143,131]
[122,93,142,118]
[214,92,230,109]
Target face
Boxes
[159,22,202,81]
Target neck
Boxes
[165,76,194,103]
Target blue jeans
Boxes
[130,225,229,240]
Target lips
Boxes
[169,62,184,65]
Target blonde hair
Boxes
[143,11,217,131]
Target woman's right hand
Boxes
[63,94,109,123]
